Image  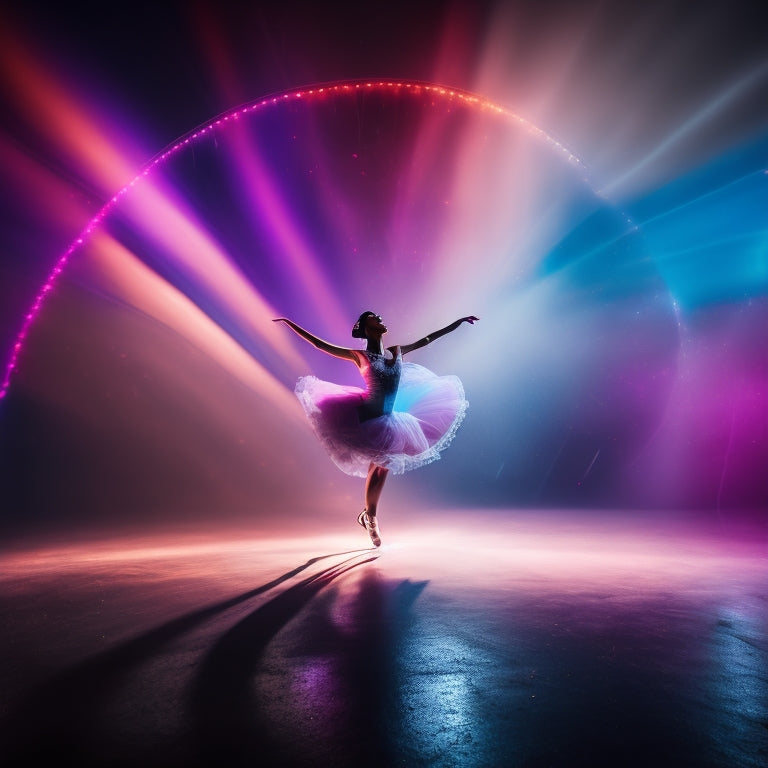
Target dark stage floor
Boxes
[0,509,766,767]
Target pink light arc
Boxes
[0,79,587,401]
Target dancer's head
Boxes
[352,311,385,339]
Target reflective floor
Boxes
[0,509,766,767]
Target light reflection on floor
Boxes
[0,509,766,767]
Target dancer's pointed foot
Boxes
[357,509,381,547]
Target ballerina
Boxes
[273,311,478,546]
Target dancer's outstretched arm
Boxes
[400,316,479,356]
[273,318,360,363]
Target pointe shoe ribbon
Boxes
[357,510,381,547]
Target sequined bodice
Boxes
[359,349,401,418]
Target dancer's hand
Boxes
[461,316,479,324]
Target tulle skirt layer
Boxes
[295,362,467,477]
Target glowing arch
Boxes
[1,79,594,400]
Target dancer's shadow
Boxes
[190,564,428,768]
[189,553,380,766]
[0,548,372,767]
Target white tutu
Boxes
[295,356,467,477]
